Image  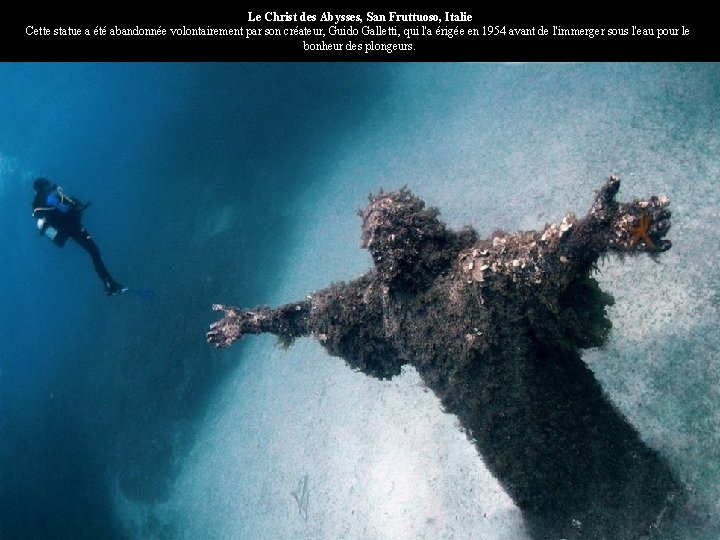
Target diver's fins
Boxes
[127,288,154,300]
[104,282,153,300]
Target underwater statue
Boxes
[207,176,683,539]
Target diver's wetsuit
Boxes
[32,179,124,295]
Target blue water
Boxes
[1,63,719,539]
[0,63,390,539]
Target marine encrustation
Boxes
[207,176,683,539]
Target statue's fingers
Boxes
[652,208,671,222]
[208,319,226,332]
[651,217,671,237]
[648,194,671,209]
[656,239,672,252]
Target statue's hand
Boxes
[612,195,672,254]
[206,304,251,348]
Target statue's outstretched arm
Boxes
[207,300,312,348]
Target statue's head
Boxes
[359,187,448,290]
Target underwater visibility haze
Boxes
[0,63,719,539]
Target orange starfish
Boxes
[625,211,657,250]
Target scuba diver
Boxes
[32,178,127,296]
